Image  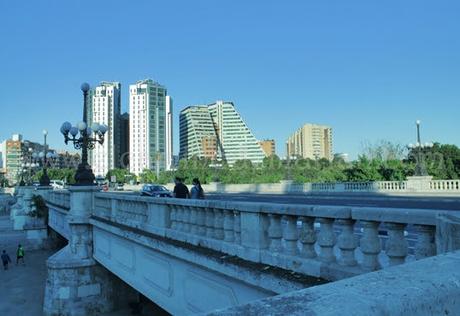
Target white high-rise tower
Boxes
[88,82,121,177]
[129,79,171,176]
[165,96,173,170]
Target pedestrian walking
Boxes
[16,244,25,265]
[1,250,12,270]
[173,177,190,199]
[191,178,205,199]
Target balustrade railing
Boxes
[92,193,439,280]
[46,190,71,210]
[430,180,460,191]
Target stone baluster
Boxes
[268,214,282,252]
[414,224,436,260]
[196,207,206,236]
[233,211,241,244]
[213,209,225,240]
[282,215,298,255]
[170,205,177,230]
[223,210,235,242]
[385,222,408,266]
[205,207,215,238]
[176,206,183,231]
[299,216,317,258]
[182,206,191,233]
[360,220,381,271]
[189,207,198,235]
[317,217,336,263]
[337,219,357,266]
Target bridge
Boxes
[6,184,460,315]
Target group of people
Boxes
[1,244,25,270]
[173,177,205,199]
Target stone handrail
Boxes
[46,190,71,210]
[430,180,460,191]
[92,193,438,281]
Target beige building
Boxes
[258,139,276,157]
[286,124,333,161]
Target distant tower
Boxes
[129,79,171,176]
[88,82,121,177]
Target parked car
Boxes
[114,183,124,191]
[140,184,172,197]
[50,180,65,189]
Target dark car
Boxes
[140,184,172,197]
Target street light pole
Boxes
[408,120,432,177]
[39,130,51,186]
[61,83,107,186]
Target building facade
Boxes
[88,82,122,177]
[286,123,333,161]
[258,139,276,157]
[5,135,22,184]
[129,79,171,176]
[179,101,266,165]
[120,112,130,169]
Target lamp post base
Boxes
[74,163,96,186]
[40,169,51,187]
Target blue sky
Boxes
[1,0,459,159]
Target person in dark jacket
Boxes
[191,178,205,199]
[173,177,190,199]
[2,250,12,270]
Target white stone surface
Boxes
[206,251,460,316]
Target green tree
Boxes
[106,169,135,184]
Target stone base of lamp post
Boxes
[74,163,96,186]
[406,176,433,192]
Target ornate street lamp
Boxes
[407,120,433,177]
[60,83,107,186]
[39,130,51,186]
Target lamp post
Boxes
[407,120,433,177]
[60,83,107,186]
[39,130,51,186]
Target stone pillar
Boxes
[317,217,336,263]
[43,186,121,316]
[406,176,433,192]
[13,186,35,230]
[436,212,460,254]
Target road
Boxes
[116,190,460,210]
[204,193,460,210]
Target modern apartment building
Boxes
[5,134,23,184]
[258,139,276,157]
[88,82,121,177]
[129,79,171,176]
[0,140,6,169]
[120,112,130,169]
[179,100,266,165]
[286,123,333,161]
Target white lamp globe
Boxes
[81,82,90,92]
[46,152,53,159]
[77,121,87,131]
[408,143,414,149]
[61,121,72,133]
[70,127,79,137]
[86,127,93,135]
[43,129,48,136]
[92,123,100,132]
[99,124,108,134]
[32,153,38,159]
[39,152,45,158]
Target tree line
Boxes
[23,142,460,185]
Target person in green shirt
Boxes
[16,244,25,265]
